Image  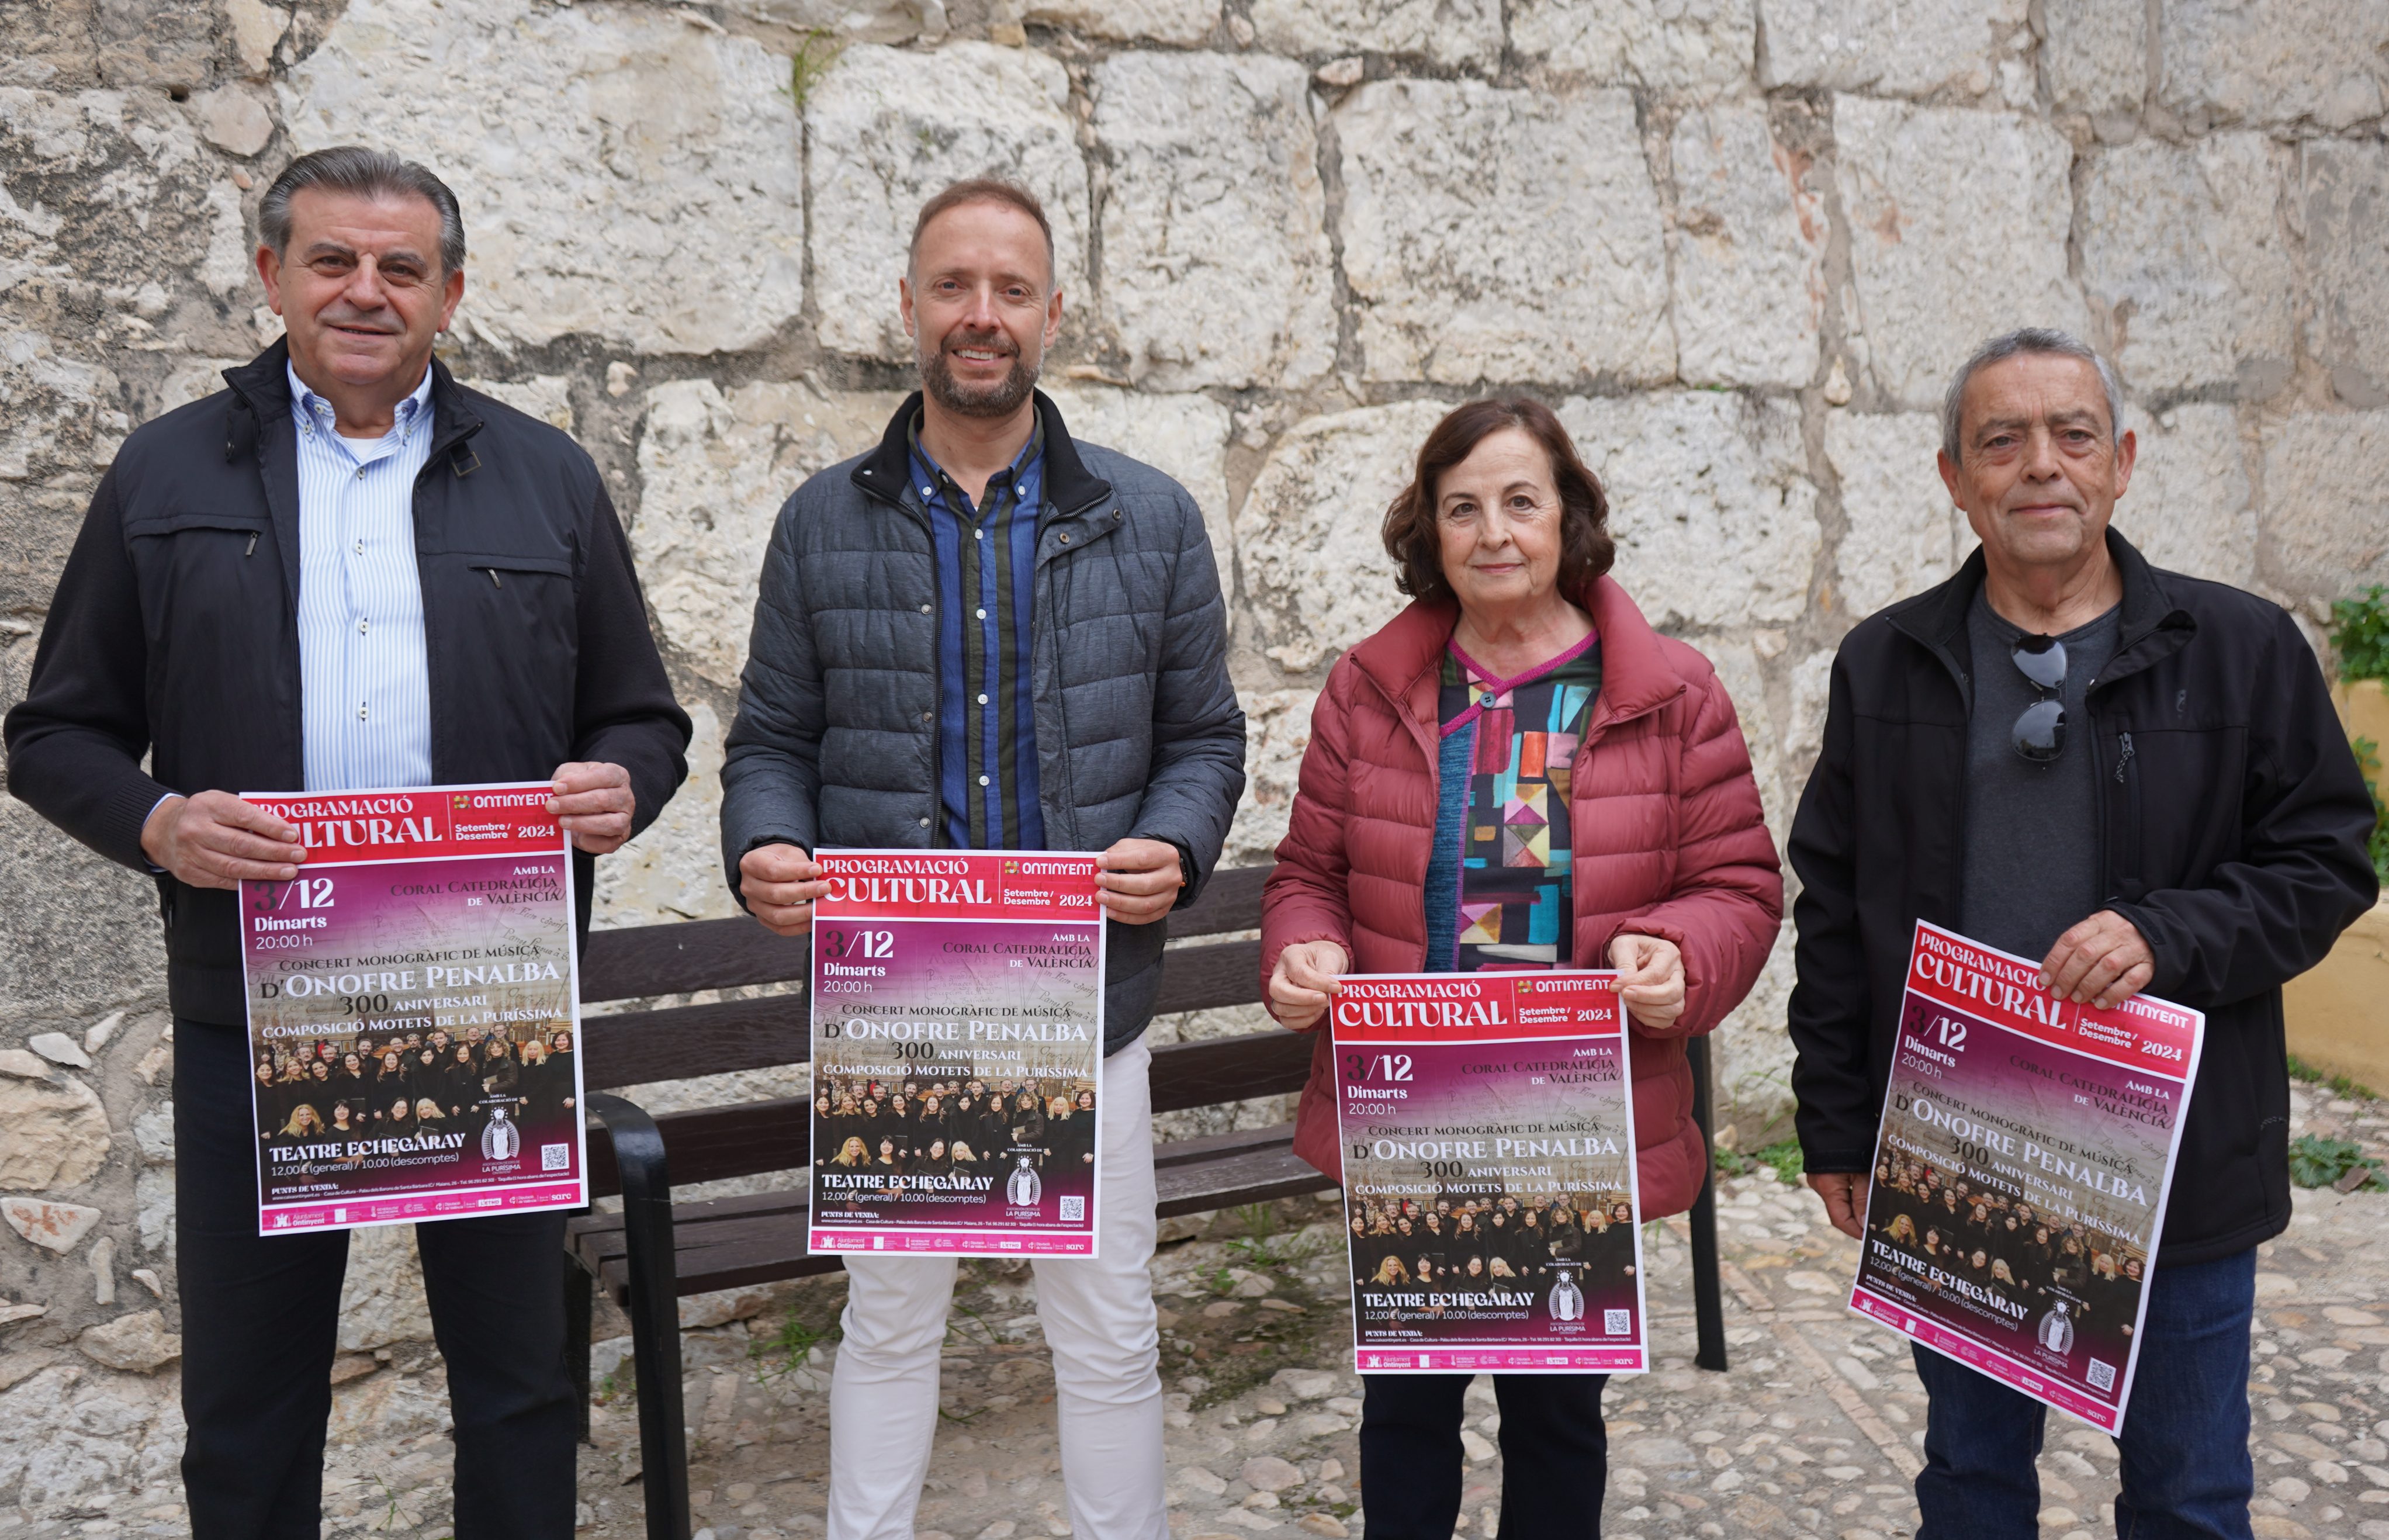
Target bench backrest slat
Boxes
[580,915,807,1003]
[587,1027,1316,1197]
[579,866,1270,1006]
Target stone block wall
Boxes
[2,0,2385,1511]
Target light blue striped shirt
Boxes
[289,361,437,793]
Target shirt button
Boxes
[977,775,990,787]
[358,618,369,635]
[977,693,988,705]
[919,816,931,828]
[358,703,369,721]
[353,540,363,555]
[974,529,984,540]
[356,468,366,479]
[921,486,934,498]
[975,608,987,620]
[1058,533,1070,544]
[920,712,933,724]
[920,604,932,615]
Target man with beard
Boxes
[720,179,1244,1540]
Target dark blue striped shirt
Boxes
[910,418,1046,851]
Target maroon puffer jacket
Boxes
[1259,576,1784,1220]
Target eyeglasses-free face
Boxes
[2011,634,2066,763]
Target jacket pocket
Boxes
[126,510,271,538]
[445,550,574,586]
[124,510,279,631]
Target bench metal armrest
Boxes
[587,1092,692,1540]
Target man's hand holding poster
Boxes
[1332,972,1646,1375]
[808,851,1105,1258]
[238,783,588,1234]
[1850,921,2205,1433]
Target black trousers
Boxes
[175,1018,578,1539]
[1359,1372,1608,1540]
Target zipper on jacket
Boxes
[482,567,501,589]
[244,532,258,557]
[2113,731,2144,900]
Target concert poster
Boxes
[1331,972,1646,1375]
[807,850,1105,1259]
[1848,920,2206,1434]
[237,783,588,1236]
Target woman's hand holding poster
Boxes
[1850,920,2205,1433]
[1332,973,1646,1375]
[808,851,1105,1259]
[238,783,587,1235]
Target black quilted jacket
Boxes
[719,390,1247,1053]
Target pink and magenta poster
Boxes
[1331,973,1646,1375]
[237,783,588,1236]
[808,851,1105,1259]
[1848,920,2205,1433]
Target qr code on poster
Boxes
[1060,1195,1085,1222]
[1605,1309,1632,1334]
[2086,1358,2116,1392]
[542,1143,570,1172]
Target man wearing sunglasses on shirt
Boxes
[1782,327,2377,1540]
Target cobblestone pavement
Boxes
[9,1082,2385,1539]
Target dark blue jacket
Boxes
[1788,531,2378,1265]
[719,390,1246,1053]
[4,340,691,1025]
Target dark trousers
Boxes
[1359,1372,1608,1539]
[175,1018,579,1539]
[1910,1248,2256,1539]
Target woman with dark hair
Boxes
[444,1043,480,1117]
[480,1035,520,1110]
[407,1046,446,1114]
[371,1048,404,1102]
[254,1059,285,1141]
[1260,397,1782,1540]
[1007,1086,1048,1159]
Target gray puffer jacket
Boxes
[720,390,1247,1053]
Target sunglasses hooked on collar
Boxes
[2011,634,2066,763]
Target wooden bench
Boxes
[567,865,1727,1540]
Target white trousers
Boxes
[827,1033,1166,1540]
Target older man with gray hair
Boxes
[1783,328,2377,1538]
[5,146,689,1537]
